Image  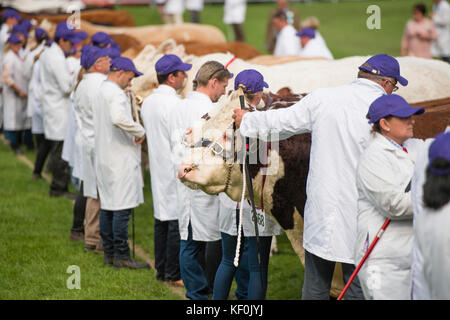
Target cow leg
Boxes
[284,209,305,266]
[269,235,278,256]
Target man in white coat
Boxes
[73,46,111,253]
[233,54,408,300]
[272,9,301,57]
[431,0,450,62]
[0,9,21,131]
[296,27,334,60]
[94,56,150,270]
[39,22,79,198]
[223,0,246,42]
[141,54,192,286]
[171,61,233,299]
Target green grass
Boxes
[0,139,303,299]
[119,0,422,58]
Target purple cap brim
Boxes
[368,106,425,123]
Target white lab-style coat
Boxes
[26,56,44,134]
[39,42,77,141]
[165,0,185,15]
[22,42,46,83]
[73,72,107,199]
[239,78,386,264]
[299,36,334,60]
[431,0,450,57]
[93,80,145,211]
[218,193,283,237]
[410,138,434,300]
[223,0,246,25]
[62,93,83,179]
[170,91,221,242]
[186,0,203,11]
[354,133,424,300]
[273,24,301,57]
[141,84,181,222]
[2,49,30,131]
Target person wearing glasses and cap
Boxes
[414,130,450,299]
[172,60,233,300]
[2,33,30,154]
[141,54,192,287]
[296,27,334,60]
[213,69,283,300]
[354,94,425,300]
[93,57,150,270]
[38,21,81,199]
[233,54,408,300]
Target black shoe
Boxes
[104,255,114,266]
[84,244,96,252]
[49,190,76,200]
[113,257,151,270]
[69,230,84,242]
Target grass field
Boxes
[119,0,423,58]
[0,138,303,300]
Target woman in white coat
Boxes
[213,70,283,300]
[354,94,425,300]
[2,33,30,154]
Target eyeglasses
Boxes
[386,79,399,92]
[208,66,227,80]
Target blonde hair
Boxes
[192,60,232,90]
[301,16,320,29]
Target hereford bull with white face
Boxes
[177,88,311,266]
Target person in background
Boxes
[431,0,450,62]
[272,9,301,57]
[0,9,21,133]
[39,22,79,199]
[296,27,334,60]
[141,54,192,287]
[415,131,450,299]
[213,69,284,300]
[265,0,301,54]
[164,0,185,24]
[401,3,437,58]
[2,33,29,154]
[355,94,425,300]
[186,0,204,23]
[223,0,247,42]
[94,57,150,270]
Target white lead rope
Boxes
[233,144,247,267]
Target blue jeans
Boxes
[179,223,210,300]
[100,209,132,259]
[246,236,272,300]
[213,232,249,300]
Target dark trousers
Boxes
[33,134,51,175]
[71,182,86,233]
[48,140,70,192]
[180,223,222,300]
[154,218,181,282]
[301,249,365,300]
[100,209,132,260]
[5,129,33,151]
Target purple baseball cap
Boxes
[110,56,143,77]
[359,54,408,87]
[70,31,89,44]
[19,19,33,32]
[54,21,77,43]
[155,54,192,75]
[12,24,28,38]
[296,27,316,39]
[91,32,112,48]
[234,69,269,93]
[367,94,424,124]
[6,33,22,44]
[2,9,21,20]
[34,27,49,42]
[82,46,110,70]
[428,132,450,176]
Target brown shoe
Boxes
[95,243,104,254]
[104,255,114,266]
[167,279,184,287]
[69,230,84,242]
[31,173,42,180]
[84,244,96,252]
[113,257,151,270]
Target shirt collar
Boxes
[350,78,387,95]
[187,90,212,102]
[156,84,177,95]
